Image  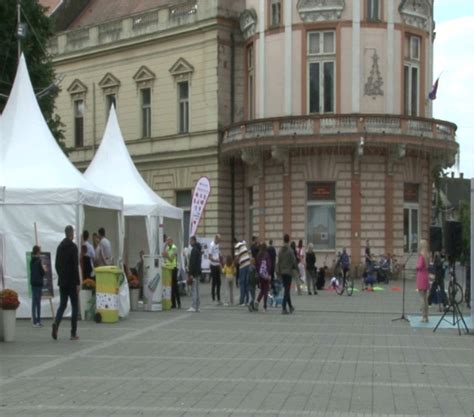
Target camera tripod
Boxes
[433,262,469,335]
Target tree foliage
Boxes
[0,0,66,152]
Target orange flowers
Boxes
[0,289,20,310]
[82,278,96,290]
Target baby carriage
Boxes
[268,279,283,307]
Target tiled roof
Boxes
[38,0,62,15]
[68,0,170,29]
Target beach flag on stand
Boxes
[428,77,439,100]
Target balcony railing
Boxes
[222,114,457,149]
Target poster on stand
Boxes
[143,255,162,311]
[189,177,211,238]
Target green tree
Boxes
[0,0,66,153]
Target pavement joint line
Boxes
[135,327,470,340]
[19,375,474,391]
[0,405,425,417]
[68,339,474,351]
[2,354,472,368]
[0,313,189,387]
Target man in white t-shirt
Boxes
[97,227,113,266]
[209,234,222,304]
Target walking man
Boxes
[277,234,298,314]
[52,225,80,340]
[209,234,222,305]
[187,236,202,312]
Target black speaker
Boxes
[429,226,443,252]
[444,221,462,258]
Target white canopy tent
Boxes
[0,55,125,318]
[84,107,183,268]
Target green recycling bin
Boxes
[95,266,122,323]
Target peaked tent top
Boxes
[0,55,122,209]
[85,106,182,219]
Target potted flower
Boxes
[0,289,21,342]
[128,274,140,311]
[80,278,96,320]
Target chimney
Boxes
[451,172,454,178]
[460,172,464,179]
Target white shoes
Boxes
[187,307,196,312]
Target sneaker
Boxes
[32,323,39,328]
[187,307,196,312]
[70,335,80,341]
[51,323,58,340]
[37,322,44,327]
[289,306,295,314]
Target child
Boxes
[364,263,376,291]
[247,258,258,312]
[222,255,236,305]
[30,245,45,327]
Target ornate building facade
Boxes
[47,0,457,264]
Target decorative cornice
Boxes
[67,79,88,97]
[239,8,257,40]
[133,65,156,88]
[296,0,345,23]
[98,72,120,89]
[169,57,195,77]
[399,0,431,29]
[271,145,290,176]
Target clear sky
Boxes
[433,0,474,178]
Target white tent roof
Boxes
[1,55,122,209]
[85,106,183,219]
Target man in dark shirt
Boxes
[187,236,202,312]
[52,225,80,340]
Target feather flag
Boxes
[428,77,439,100]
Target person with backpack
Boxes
[256,242,272,312]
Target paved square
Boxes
[1,280,473,417]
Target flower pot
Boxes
[80,290,94,320]
[130,288,139,311]
[2,309,16,342]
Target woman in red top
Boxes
[416,239,430,322]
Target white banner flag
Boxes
[189,176,211,238]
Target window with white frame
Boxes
[74,99,84,148]
[176,190,192,244]
[178,81,189,133]
[271,0,281,26]
[307,31,335,114]
[140,88,151,138]
[247,44,255,120]
[404,35,420,117]
[306,182,336,250]
[366,0,380,21]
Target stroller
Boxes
[268,279,283,308]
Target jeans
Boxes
[31,286,42,324]
[211,265,221,302]
[55,286,79,337]
[192,277,200,311]
[282,273,293,311]
[238,265,249,305]
[257,278,270,309]
[306,269,317,294]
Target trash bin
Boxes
[95,266,122,323]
